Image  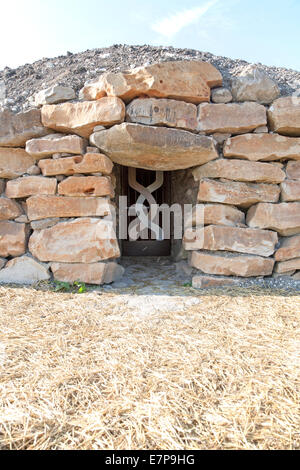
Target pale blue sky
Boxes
[1,0,299,70]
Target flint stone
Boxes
[275,235,300,261]
[231,66,280,104]
[34,85,76,106]
[224,133,300,161]
[0,148,35,178]
[268,97,300,136]
[80,60,222,104]
[26,195,113,221]
[0,221,27,257]
[126,98,198,131]
[29,218,120,263]
[198,102,267,134]
[190,251,274,277]
[58,176,114,197]
[193,159,285,183]
[6,176,57,198]
[91,123,218,171]
[184,225,277,257]
[198,179,280,207]
[39,153,113,176]
[51,261,124,285]
[0,198,22,220]
[26,134,85,158]
[246,202,300,236]
[41,97,125,138]
[0,108,50,147]
[0,256,50,284]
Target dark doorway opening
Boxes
[121,166,171,256]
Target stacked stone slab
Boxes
[0,60,299,285]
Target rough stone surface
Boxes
[0,255,50,284]
[126,98,198,131]
[0,108,50,147]
[26,134,85,158]
[275,258,300,274]
[91,123,218,171]
[193,159,285,183]
[231,66,280,104]
[286,161,300,180]
[268,97,300,136]
[39,153,113,176]
[184,203,245,228]
[247,202,300,236]
[0,148,35,178]
[0,198,22,220]
[293,271,300,280]
[26,195,113,221]
[197,102,267,134]
[281,180,300,201]
[224,133,300,161]
[198,179,280,207]
[275,235,300,261]
[254,126,268,133]
[51,261,124,285]
[0,258,6,269]
[34,85,76,106]
[184,225,278,256]
[58,176,114,197]
[41,97,125,138]
[211,87,232,104]
[6,176,57,198]
[30,218,61,230]
[192,275,240,288]
[29,218,120,263]
[190,251,274,277]
[80,60,222,104]
[0,179,4,193]
[0,221,27,257]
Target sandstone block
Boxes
[29,218,120,263]
[190,251,274,277]
[192,275,240,288]
[51,261,124,285]
[281,180,300,201]
[231,66,280,104]
[254,126,268,133]
[198,179,280,207]
[211,87,232,104]
[247,202,300,236]
[286,161,300,180]
[26,195,113,221]
[58,176,114,197]
[275,235,300,261]
[0,256,50,284]
[184,203,245,228]
[224,133,300,161]
[275,258,300,274]
[41,97,125,138]
[39,153,113,176]
[26,134,85,158]
[192,159,285,183]
[184,225,277,256]
[0,148,35,178]
[30,218,61,230]
[91,123,218,171]
[0,221,27,257]
[126,98,198,131]
[268,97,300,136]
[0,109,50,147]
[34,85,76,106]
[6,176,57,198]
[0,198,22,220]
[80,60,222,104]
[197,102,267,134]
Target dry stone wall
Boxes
[0,59,299,285]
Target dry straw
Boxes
[0,284,299,450]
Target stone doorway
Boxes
[120,166,172,257]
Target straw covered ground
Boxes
[0,283,299,450]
